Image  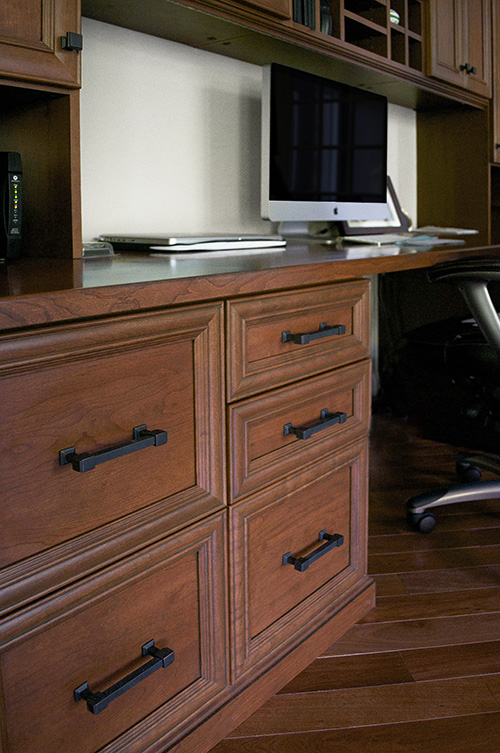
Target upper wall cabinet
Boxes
[0,0,81,87]
[492,0,500,163]
[427,0,491,97]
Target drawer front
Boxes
[227,280,370,400]
[229,360,370,502]
[230,441,368,681]
[0,304,224,612]
[0,513,227,753]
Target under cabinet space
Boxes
[229,360,371,501]
[229,441,368,681]
[0,83,81,258]
[0,513,228,753]
[227,280,370,400]
[0,303,224,614]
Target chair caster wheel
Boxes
[456,460,482,482]
[408,511,437,533]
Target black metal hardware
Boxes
[61,32,83,51]
[460,62,477,75]
[74,640,174,715]
[284,409,347,440]
[281,322,346,345]
[282,530,344,572]
[59,424,168,472]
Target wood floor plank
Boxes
[226,678,500,738]
[277,652,414,694]
[361,587,500,623]
[368,544,500,575]
[369,527,500,555]
[214,414,500,752]
[398,564,500,593]
[372,573,408,596]
[212,712,500,752]
[322,612,500,656]
[402,640,500,681]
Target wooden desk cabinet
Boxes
[0,278,375,753]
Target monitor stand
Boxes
[279,221,310,238]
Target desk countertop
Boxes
[0,239,499,331]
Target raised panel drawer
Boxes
[229,360,370,502]
[0,513,227,753]
[0,303,224,614]
[226,280,370,400]
[229,441,368,681]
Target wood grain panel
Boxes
[0,513,227,753]
[229,360,370,501]
[229,442,369,681]
[0,302,225,615]
[226,280,370,400]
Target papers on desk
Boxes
[345,233,466,247]
[396,235,465,247]
[414,226,478,235]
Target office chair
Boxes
[405,256,500,533]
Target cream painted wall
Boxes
[80,17,417,242]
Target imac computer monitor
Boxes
[261,63,389,223]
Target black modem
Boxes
[1,152,22,260]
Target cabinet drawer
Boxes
[0,513,227,753]
[0,304,224,612]
[229,360,370,501]
[230,441,368,680]
[227,280,370,400]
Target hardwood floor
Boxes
[212,413,500,752]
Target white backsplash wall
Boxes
[80,17,417,242]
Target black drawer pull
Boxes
[283,530,344,572]
[74,640,175,715]
[284,409,347,440]
[59,424,168,472]
[281,322,346,345]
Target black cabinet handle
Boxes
[283,530,344,572]
[284,409,347,440]
[74,640,175,715]
[59,424,168,472]
[460,62,477,75]
[281,322,346,345]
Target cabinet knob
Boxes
[460,62,477,75]
[61,32,83,51]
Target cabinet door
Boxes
[492,0,500,162]
[427,0,491,96]
[230,441,369,681]
[0,303,224,615]
[0,513,227,753]
[427,0,464,87]
[462,0,491,96]
[0,0,81,86]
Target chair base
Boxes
[406,451,500,533]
